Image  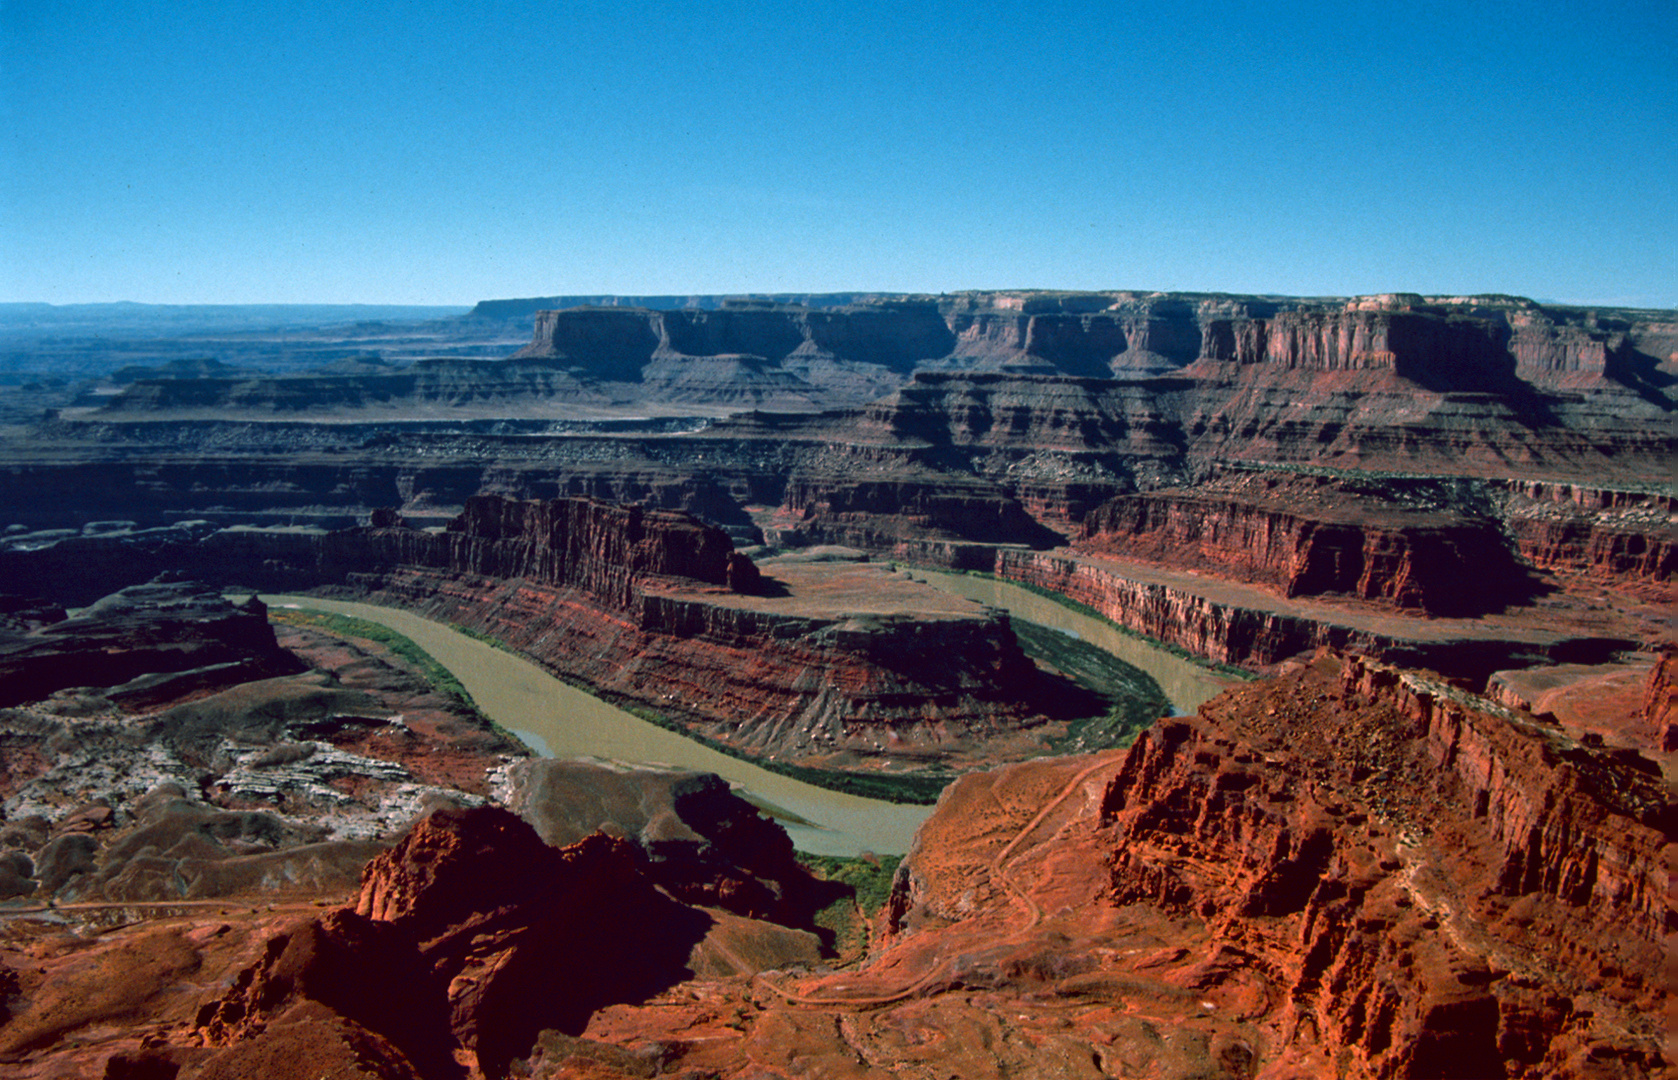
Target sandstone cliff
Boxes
[515,300,956,376]
[325,498,1066,773]
[1199,307,1517,389]
[1077,477,1538,616]
[1498,480,1676,586]
[1099,653,1671,1077]
[360,494,757,608]
[2,653,1669,1078]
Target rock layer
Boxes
[1,653,1670,1078]
[1077,477,1538,616]
[1100,653,1671,1077]
[0,578,301,708]
[316,497,1059,770]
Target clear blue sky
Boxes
[3,1,1674,307]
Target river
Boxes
[263,594,932,857]
[263,581,1232,857]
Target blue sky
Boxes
[3,1,1674,306]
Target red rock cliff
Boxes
[1101,652,1671,1078]
[330,497,1057,771]
[1078,484,1533,615]
[1200,308,1516,387]
[516,301,956,375]
[341,494,757,610]
[1498,481,1675,586]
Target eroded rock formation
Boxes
[506,759,832,925]
[1099,653,1671,1076]
[0,592,527,907]
[1,652,1670,1078]
[336,501,1065,772]
[0,578,301,709]
[1077,476,1538,616]
[350,494,759,607]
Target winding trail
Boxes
[755,752,1125,1009]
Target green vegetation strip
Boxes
[949,569,1255,680]
[797,853,904,960]
[269,607,515,741]
[1010,621,1173,754]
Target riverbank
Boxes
[262,595,935,856]
[909,569,1244,712]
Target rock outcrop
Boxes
[359,566,1057,774]
[1,653,1669,1078]
[0,495,1090,771]
[506,759,832,925]
[1498,481,1676,586]
[1645,646,1676,752]
[194,805,818,1080]
[1100,653,1671,1077]
[351,494,759,608]
[0,578,301,708]
[308,497,1061,770]
[564,652,1672,1078]
[1199,305,1520,388]
[515,300,957,375]
[1077,477,1538,616]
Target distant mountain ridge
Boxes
[0,302,472,338]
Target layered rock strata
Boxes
[1077,478,1538,616]
[1,653,1669,1078]
[310,497,1059,770]
[988,547,1633,684]
[1498,481,1676,586]
[0,578,301,708]
[359,561,1058,772]
[68,294,1674,480]
[1100,653,1671,1077]
[562,652,1674,1078]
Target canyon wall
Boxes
[304,498,1061,770]
[1199,308,1517,388]
[1098,652,1670,1077]
[364,566,1053,771]
[988,548,1619,684]
[346,496,757,608]
[1498,480,1676,584]
[516,300,957,375]
[1077,484,1537,615]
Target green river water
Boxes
[264,579,1233,856]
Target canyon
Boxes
[0,288,1671,1077]
[0,648,1666,1078]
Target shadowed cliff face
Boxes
[195,807,737,1079]
[432,494,756,606]
[0,579,303,708]
[75,291,1674,421]
[515,301,959,377]
[1199,309,1519,390]
[1077,477,1546,617]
